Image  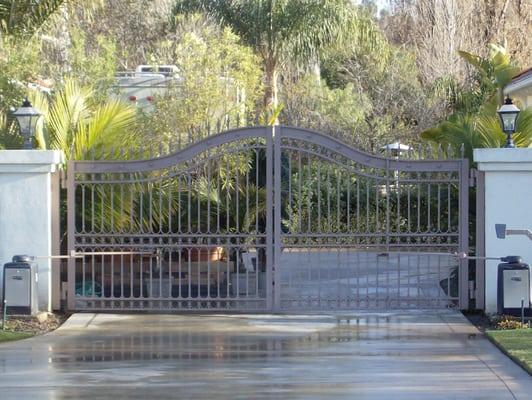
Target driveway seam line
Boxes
[84,314,98,328]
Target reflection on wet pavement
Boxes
[0,312,530,399]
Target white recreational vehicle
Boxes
[113,65,246,113]
[113,65,182,111]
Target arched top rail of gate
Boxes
[69,125,467,174]
[279,126,467,172]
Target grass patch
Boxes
[0,330,34,344]
[486,329,532,375]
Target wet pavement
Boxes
[0,311,530,399]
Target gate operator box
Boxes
[2,255,39,315]
[497,256,531,316]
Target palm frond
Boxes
[513,108,532,148]
[0,0,66,37]
[75,99,137,160]
[47,80,93,156]
[173,0,383,66]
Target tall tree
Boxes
[173,0,382,109]
[421,45,531,162]
[382,0,531,84]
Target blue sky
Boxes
[355,0,390,12]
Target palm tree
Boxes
[421,45,531,162]
[173,0,382,109]
[27,79,137,160]
[421,109,532,162]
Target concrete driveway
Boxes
[0,311,530,399]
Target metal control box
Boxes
[497,259,531,316]
[2,255,39,315]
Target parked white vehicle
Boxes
[113,65,246,114]
[113,65,182,111]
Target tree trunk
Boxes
[264,59,279,112]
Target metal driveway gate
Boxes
[67,126,469,311]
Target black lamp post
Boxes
[497,96,520,148]
[12,98,43,149]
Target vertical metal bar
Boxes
[347,171,351,232]
[167,174,173,235]
[307,152,312,233]
[131,244,135,299]
[129,173,134,233]
[218,160,222,233]
[197,168,201,234]
[236,244,240,299]
[245,152,249,235]
[226,157,230,234]
[356,177,360,234]
[437,182,441,233]
[375,177,379,239]
[298,150,302,233]
[288,152,292,228]
[317,162,321,232]
[406,251,411,306]
[417,172,421,234]
[355,249,360,306]
[67,162,76,310]
[113,252,121,301]
[235,153,240,233]
[337,169,341,233]
[177,175,182,234]
[178,237,182,298]
[89,236,94,299]
[168,248,172,299]
[110,183,115,234]
[188,246,192,302]
[475,170,485,310]
[385,158,390,252]
[100,184,105,233]
[51,170,61,310]
[81,184,86,233]
[437,253,442,306]
[139,181,144,234]
[272,125,281,310]
[255,148,259,234]
[407,175,411,243]
[366,178,370,240]
[416,250,421,306]
[427,182,431,233]
[375,253,380,309]
[397,252,401,307]
[216,238,221,301]
[100,252,105,301]
[121,243,125,299]
[459,159,470,310]
[396,169,401,247]
[188,173,192,233]
[225,245,230,301]
[447,177,452,237]
[327,164,331,232]
[197,247,201,299]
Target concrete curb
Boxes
[57,313,97,330]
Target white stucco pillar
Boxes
[474,148,532,313]
[0,150,64,312]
